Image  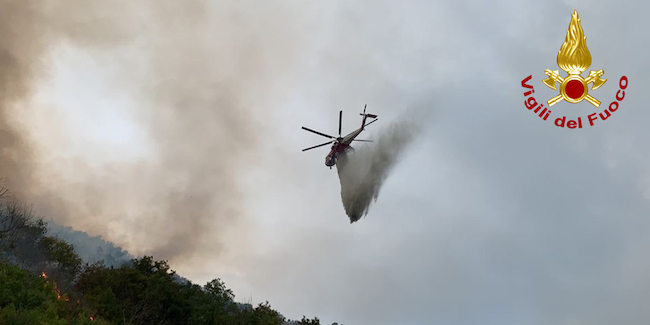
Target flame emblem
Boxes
[542,10,607,107]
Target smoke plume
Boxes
[0,1,305,264]
[336,116,419,222]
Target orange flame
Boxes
[557,10,592,74]
[41,271,63,300]
[90,316,95,321]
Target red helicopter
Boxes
[302,104,378,168]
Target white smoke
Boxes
[336,116,419,222]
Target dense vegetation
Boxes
[0,184,328,324]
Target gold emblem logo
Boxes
[542,10,607,107]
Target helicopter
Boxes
[302,104,378,168]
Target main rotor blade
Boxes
[353,139,373,142]
[302,140,334,152]
[338,110,342,138]
[302,127,334,139]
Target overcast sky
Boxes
[3,0,650,324]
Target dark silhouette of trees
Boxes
[298,315,321,324]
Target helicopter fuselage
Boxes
[324,127,363,167]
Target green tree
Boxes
[38,236,83,292]
[0,261,65,324]
[251,301,285,325]
[75,256,200,324]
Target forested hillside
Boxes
[0,185,328,324]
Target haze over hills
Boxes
[45,220,197,286]
[45,221,133,268]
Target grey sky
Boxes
[2,0,650,324]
